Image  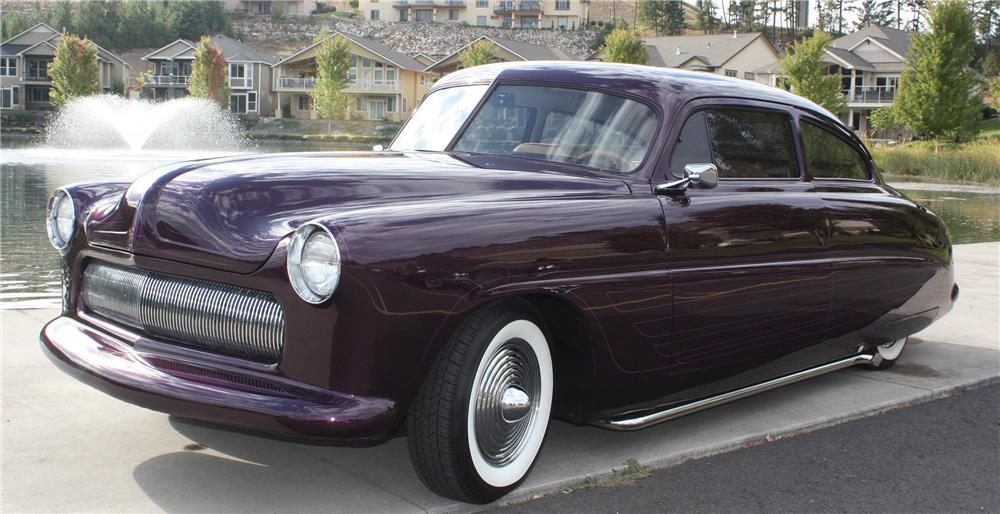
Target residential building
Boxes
[361,0,592,29]
[142,35,278,117]
[641,32,782,87]
[821,25,911,133]
[223,0,319,16]
[426,35,579,74]
[1,23,131,111]
[271,31,434,121]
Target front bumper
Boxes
[40,315,398,444]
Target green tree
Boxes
[696,0,720,33]
[312,35,352,128]
[188,36,230,106]
[849,0,896,29]
[989,75,1000,110]
[50,33,100,107]
[640,0,687,36]
[779,31,846,113]
[601,28,648,64]
[51,0,74,33]
[893,0,979,151]
[869,106,902,135]
[459,39,497,68]
[1,12,33,40]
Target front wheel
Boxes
[407,302,553,503]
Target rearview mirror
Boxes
[654,163,719,195]
[684,163,718,190]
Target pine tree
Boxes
[49,33,100,107]
[665,0,689,34]
[188,36,230,107]
[459,39,497,68]
[779,31,846,112]
[639,0,671,36]
[601,28,648,64]
[849,0,897,29]
[696,0,720,33]
[892,0,979,151]
[312,34,351,128]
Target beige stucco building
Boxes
[271,32,434,121]
[641,32,782,88]
[427,35,579,74]
[1,23,131,111]
[361,0,592,29]
[223,0,319,16]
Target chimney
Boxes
[732,30,737,39]
[675,47,681,55]
[707,42,711,48]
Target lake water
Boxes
[2,139,998,309]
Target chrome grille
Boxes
[82,261,285,363]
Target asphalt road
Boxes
[488,383,1000,513]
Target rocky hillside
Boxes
[234,15,599,61]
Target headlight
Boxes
[46,189,75,251]
[287,223,341,304]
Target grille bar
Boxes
[82,262,285,363]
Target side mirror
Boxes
[684,163,719,190]
[655,163,719,195]
[372,144,385,152]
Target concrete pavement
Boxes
[2,242,998,513]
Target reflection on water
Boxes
[1,140,998,308]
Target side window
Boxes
[669,112,712,177]
[800,120,870,180]
[704,109,799,179]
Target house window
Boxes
[476,0,487,6]
[403,97,408,112]
[557,16,568,28]
[477,15,487,25]
[0,58,16,77]
[399,9,408,21]
[230,93,247,114]
[387,96,397,112]
[298,95,312,111]
[349,55,358,84]
[520,16,538,28]
[356,97,366,112]
[449,9,459,20]
[555,0,570,9]
[362,57,372,68]
[26,86,50,103]
[415,9,432,21]
[229,63,252,88]
[27,59,50,80]
[370,9,380,19]
[744,72,756,80]
[1,87,14,109]
[386,67,396,85]
[724,69,737,77]
[374,62,384,84]
[248,91,257,112]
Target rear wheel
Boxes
[407,302,553,503]
[872,337,907,370]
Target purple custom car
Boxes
[42,62,957,503]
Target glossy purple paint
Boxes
[41,63,955,440]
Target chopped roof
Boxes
[210,35,278,63]
[0,43,30,55]
[425,36,580,73]
[823,46,875,70]
[643,32,772,68]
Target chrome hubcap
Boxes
[474,338,541,466]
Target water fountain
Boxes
[44,94,248,151]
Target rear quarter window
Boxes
[800,120,871,180]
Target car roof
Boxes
[433,61,844,128]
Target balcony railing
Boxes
[350,79,402,92]
[148,75,190,86]
[393,0,464,5]
[849,85,896,104]
[494,1,541,13]
[278,77,316,89]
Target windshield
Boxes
[453,85,658,173]
[391,85,489,151]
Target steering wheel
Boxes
[575,149,630,171]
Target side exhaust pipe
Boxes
[593,352,882,431]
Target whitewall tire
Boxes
[407,301,553,503]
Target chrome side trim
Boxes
[592,352,882,431]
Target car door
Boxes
[655,101,839,400]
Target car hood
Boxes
[85,151,632,273]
